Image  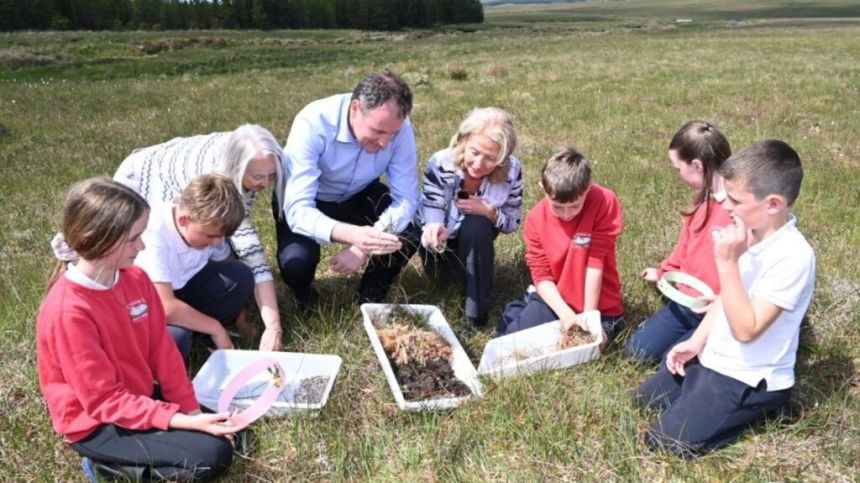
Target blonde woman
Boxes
[373,107,523,327]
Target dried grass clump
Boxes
[557,324,595,350]
[379,323,452,366]
[137,37,227,55]
[485,63,509,77]
[0,50,66,68]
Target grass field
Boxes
[1,0,858,480]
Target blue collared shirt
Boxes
[283,93,419,243]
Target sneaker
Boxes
[81,457,130,481]
[81,457,97,483]
[233,428,257,457]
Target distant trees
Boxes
[1,0,483,31]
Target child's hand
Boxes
[561,313,589,333]
[712,216,750,264]
[665,339,703,376]
[170,411,247,437]
[641,267,659,282]
[211,328,235,351]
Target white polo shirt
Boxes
[134,201,230,290]
[700,215,816,391]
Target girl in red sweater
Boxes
[37,178,244,481]
[625,121,732,362]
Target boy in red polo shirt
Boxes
[496,147,624,343]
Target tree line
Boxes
[0,0,484,31]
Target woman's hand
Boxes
[454,196,494,220]
[258,325,282,352]
[421,223,449,251]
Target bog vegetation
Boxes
[1,0,858,480]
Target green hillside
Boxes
[484,0,860,21]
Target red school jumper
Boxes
[36,266,199,443]
[524,183,624,317]
[658,198,733,296]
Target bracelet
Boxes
[656,271,715,310]
[217,357,286,426]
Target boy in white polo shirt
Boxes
[134,174,254,359]
[636,140,816,455]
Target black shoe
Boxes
[354,287,387,306]
[295,286,320,311]
[467,315,489,328]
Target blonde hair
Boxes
[450,107,518,184]
[48,178,149,289]
[178,174,244,235]
[217,124,286,218]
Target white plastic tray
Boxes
[361,303,483,411]
[478,310,603,379]
[193,349,341,418]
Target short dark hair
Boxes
[719,140,803,205]
[351,70,413,118]
[541,147,592,202]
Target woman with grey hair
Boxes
[379,107,524,327]
[114,124,286,351]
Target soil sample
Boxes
[292,376,329,405]
[557,324,596,350]
[376,307,471,401]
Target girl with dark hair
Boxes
[625,121,733,363]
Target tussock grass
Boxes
[1,2,858,480]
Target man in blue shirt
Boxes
[274,70,419,307]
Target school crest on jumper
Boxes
[572,233,591,247]
[127,299,149,323]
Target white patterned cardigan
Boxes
[114,132,274,284]
[418,148,523,237]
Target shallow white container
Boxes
[193,349,342,418]
[477,310,603,379]
[361,303,483,411]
